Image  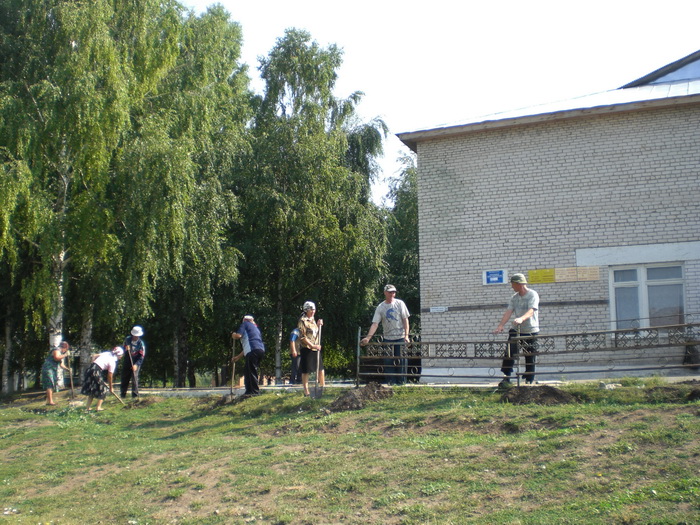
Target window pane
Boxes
[648,284,684,326]
[615,286,639,329]
[647,266,682,280]
[614,269,637,283]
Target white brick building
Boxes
[397,51,700,377]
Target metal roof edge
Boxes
[621,49,700,88]
[396,93,700,153]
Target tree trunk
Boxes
[173,326,180,388]
[275,278,283,381]
[79,306,94,385]
[49,249,66,388]
[2,308,12,393]
[175,317,189,388]
[187,362,196,388]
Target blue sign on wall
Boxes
[483,269,507,285]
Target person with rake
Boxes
[81,346,124,411]
[231,315,266,397]
[41,341,72,406]
[297,301,324,397]
[121,325,146,399]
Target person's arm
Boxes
[106,371,114,392]
[494,309,514,333]
[132,342,145,369]
[513,308,535,326]
[360,322,380,345]
[233,351,244,362]
[402,317,410,343]
[298,319,312,349]
[301,329,321,350]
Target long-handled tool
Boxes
[311,325,323,399]
[125,342,140,397]
[99,377,127,406]
[111,387,127,406]
[66,354,75,399]
[230,337,237,396]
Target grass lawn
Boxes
[1,378,699,524]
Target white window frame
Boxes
[609,263,685,330]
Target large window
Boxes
[611,264,685,329]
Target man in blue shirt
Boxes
[232,315,266,396]
[289,328,302,384]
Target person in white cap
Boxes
[360,284,411,385]
[121,325,146,398]
[297,301,324,396]
[494,273,540,385]
[81,346,124,411]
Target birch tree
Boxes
[239,29,387,379]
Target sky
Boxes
[182,0,699,204]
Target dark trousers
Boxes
[244,348,265,395]
[501,329,537,383]
[384,339,406,385]
[121,364,140,397]
[290,354,302,384]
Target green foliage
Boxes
[386,154,420,325]
[0,6,395,387]
[233,28,388,376]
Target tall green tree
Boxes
[0,0,181,354]
[116,5,250,387]
[0,0,250,386]
[238,29,387,379]
[386,154,420,329]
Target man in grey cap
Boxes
[494,273,540,385]
[360,284,411,385]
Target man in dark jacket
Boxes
[121,325,146,398]
[232,316,266,397]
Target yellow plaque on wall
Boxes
[528,268,555,284]
[555,267,578,282]
[577,266,600,281]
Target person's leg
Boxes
[131,367,140,397]
[384,339,401,385]
[247,350,262,395]
[394,342,407,385]
[300,347,311,395]
[46,388,55,405]
[95,398,104,411]
[522,335,537,384]
[243,357,252,395]
[85,396,94,410]
[500,329,517,383]
[290,354,299,384]
[120,366,131,397]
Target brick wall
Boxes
[416,104,700,347]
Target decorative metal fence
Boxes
[356,323,700,385]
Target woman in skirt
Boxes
[297,301,324,396]
[41,341,71,406]
[81,346,124,411]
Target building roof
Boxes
[398,50,700,153]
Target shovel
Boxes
[66,354,75,399]
[230,338,239,397]
[310,325,324,399]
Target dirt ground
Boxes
[327,381,394,412]
[500,384,579,405]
